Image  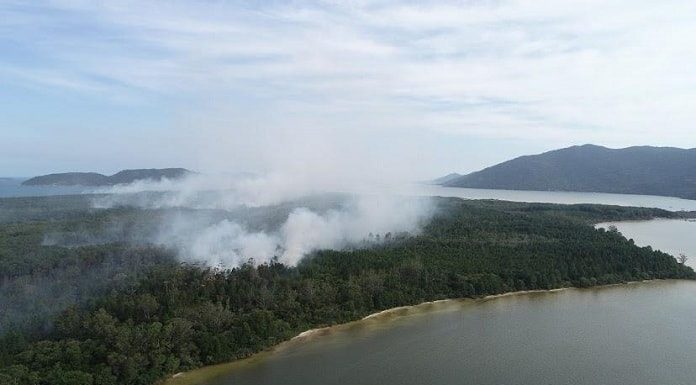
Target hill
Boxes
[441,145,696,199]
[432,172,463,185]
[20,172,109,186]
[22,168,192,186]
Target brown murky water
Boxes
[171,280,696,385]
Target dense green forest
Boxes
[0,194,693,385]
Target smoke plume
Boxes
[88,173,435,268]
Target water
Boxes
[177,281,696,385]
[598,219,696,269]
[410,185,696,212]
[3,178,696,212]
[0,178,89,198]
[172,202,696,385]
[4,180,694,383]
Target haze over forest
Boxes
[3,2,696,385]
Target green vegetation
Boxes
[22,168,191,187]
[443,144,696,199]
[0,195,693,385]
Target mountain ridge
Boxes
[22,168,192,186]
[440,145,696,200]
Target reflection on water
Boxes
[176,281,696,385]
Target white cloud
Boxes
[2,0,696,176]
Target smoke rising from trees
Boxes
[90,173,436,268]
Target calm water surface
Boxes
[3,178,696,212]
[187,281,696,385]
[0,178,88,197]
[5,179,695,384]
[410,185,696,212]
[599,219,696,269]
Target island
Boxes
[439,145,696,200]
[21,168,193,186]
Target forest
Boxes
[0,194,693,385]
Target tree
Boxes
[678,254,689,265]
[2,197,695,385]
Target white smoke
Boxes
[90,173,435,268]
[91,172,329,210]
[184,220,280,267]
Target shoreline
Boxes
[161,279,678,385]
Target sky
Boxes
[1,0,696,178]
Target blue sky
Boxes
[2,1,696,178]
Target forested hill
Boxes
[0,194,693,385]
[441,145,696,199]
[22,168,192,186]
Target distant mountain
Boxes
[108,169,192,185]
[22,172,109,186]
[440,145,696,200]
[432,173,463,185]
[22,168,192,186]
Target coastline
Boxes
[161,279,675,385]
